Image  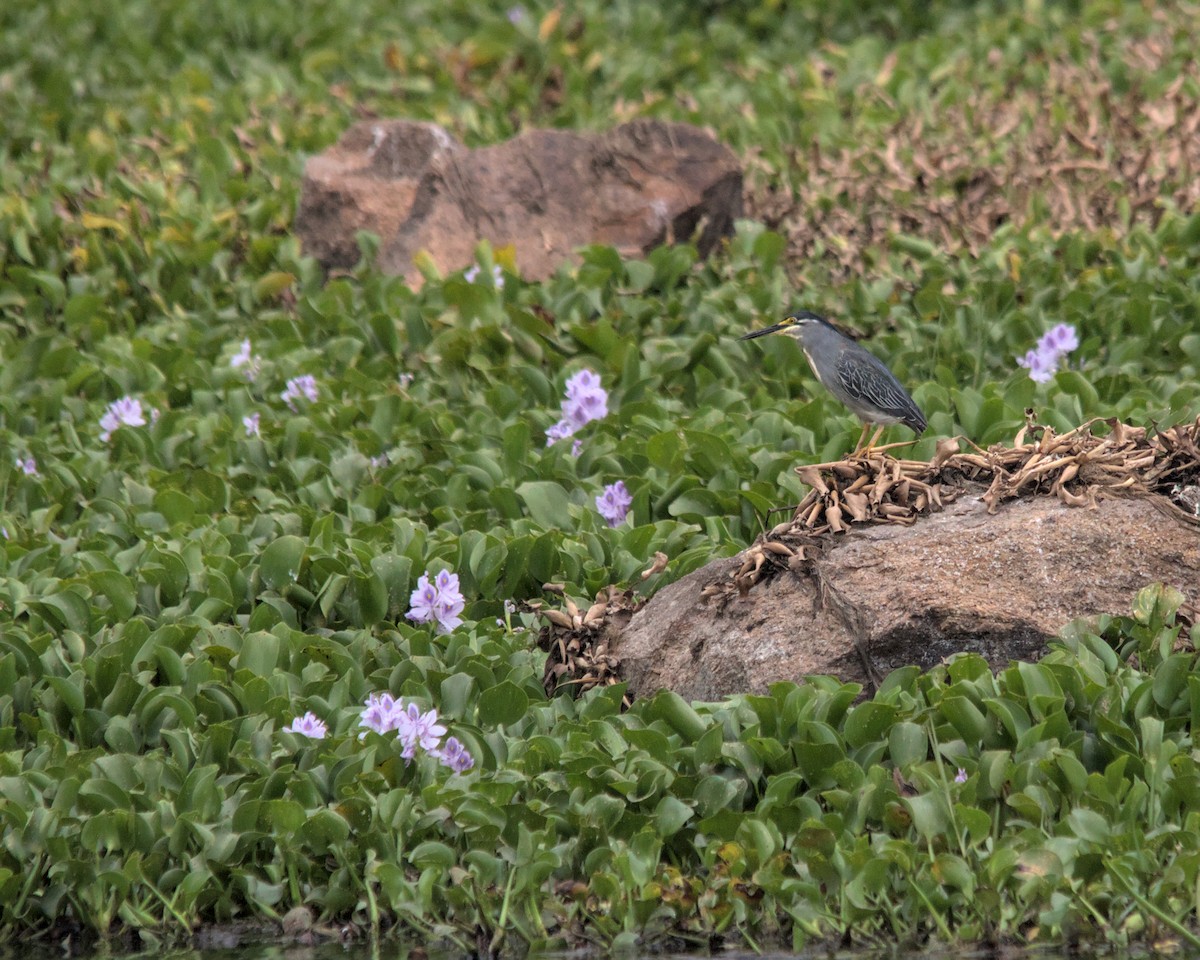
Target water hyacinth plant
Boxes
[1017,322,1079,383]
[280,374,319,411]
[281,711,328,739]
[98,396,147,442]
[3,0,1200,951]
[406,569,466,633]
[545,369,609,446]
[595,480,633,527]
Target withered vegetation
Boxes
[746,7,1200,276]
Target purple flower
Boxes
[464,263,504,288]
[371,698,451,762]
[281,375,319,411]
[99,396,147,442]
[358,692,401,736]
[596,480,632,527]
[436,736,476,773]
[282,711,328,739]
[954,768,968,784]
[407,568,466,633]
[231,339,262,381]
[398,372,414,388]
[570,438,583,457]
[1017,323,1078,383]
[403,704,448,751]
[15,455,37,476]
[1040,323,1079,354]
[1016,347,1058,384]
[545,369,608,445]
[243,412,261,437]
[545,418,575,446]
[565,368,603,400]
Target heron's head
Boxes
[738,310,827,342]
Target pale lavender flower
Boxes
[571,439,582,457]
[281,374,319,411]
[282,711,328,739]
[1016,348,1057,384]
[369,453,389,469]
[434,599,464,634]
[545,418,575,446]
[954,768,968,784]
[596,480,632,527]
[409,705,448,751]
[359,692,401,737]
[243,412,261,437]
[407,573,440,624]
[565,369,603,400]
[398,372,414,388]
[507,6,527,24]
[1040,323,1079,354]
[436,736,476,773]
[15,456,37,476]
[464,262,504,288]
[407,569,466,633]
[545,369,608,444]
[1018,323,1078,383]
[231,339,262,381]
[99,396,146,442]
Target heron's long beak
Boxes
[738,322,788,341]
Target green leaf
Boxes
[260,535,307,591]
[888,721,928,767]
[477,680,529,726]
[515,481,574,529]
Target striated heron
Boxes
[740,310,926,456]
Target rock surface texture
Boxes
[612,494,1200,701]
[295,119,743,284]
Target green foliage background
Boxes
[2,0,1200,951]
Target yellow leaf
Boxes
[80,212,127,236]
[383,42,405,72]
[253,271,295,301]
[493,244,518,273]
[1007,250,1022,283]
[538,7,561,42]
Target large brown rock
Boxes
[295,119,743,284]
[612,495,1200,700]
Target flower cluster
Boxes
[99,396,147,442]
[280,695,475,774]
[281,374,319,411]
[230,339,262,382]
[357,693,475,772]
[15,455,37,477]
[1017,323,1079,383]
[596,480,632,527]
[407,569,466,633]
[464,262,504,288]
[545,369,608,447]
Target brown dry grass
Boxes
[745,5,1200,275]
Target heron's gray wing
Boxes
[834,348,926,431]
